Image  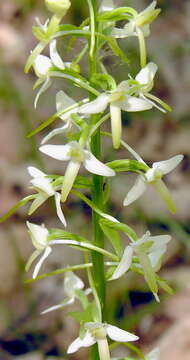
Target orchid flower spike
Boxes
[41,90,80,144]
[79,82,152,149]
[33,39,72,108]
[124,154,184,213]
[40,141,115,202]
[112,1,160,39]
[67,321,139,359]
[41,271,87,314]
[110,230,171,301]
[131,62,171,113]
[28,166,66,226]
[25,222,52,279]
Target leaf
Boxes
[75,289,89,310]
[99,218,138,241]
[69,302,94,323]
[100,222,123,257]
[91,73,116,91]
[107,159,149,173]
[0,195,37,223]
[98,7,137,21]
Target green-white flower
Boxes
[40,141,115,202]
[41,271,88,314]
[123,154,184,213]
[112,1,160,39]
[28,166,66,226]
[41,90,80,144]
[67,321,138,359]
[33,39,71,108]
[130,62,171,113]
[79,81,152,149]
[110,230,171,301]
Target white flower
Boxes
[112,1,160,39]
[132,62,170,113]
[25,222,52,279]
[110,231,171,300]
[67,321,138,355]
[79,82,152,149]
[123,154,184,213]
[28,166,66,226]
[33,39,71,108]
[41,90,80,144]
[41,271,86,314]
[40,141,115,202]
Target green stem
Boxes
[87,1,106,359]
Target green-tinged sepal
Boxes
[91,73,116,91]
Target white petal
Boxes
[54,192,67,227]
[117,95,152,112]
[50,40,65,69]
[117,81,130,93]
[110,246,133,280]
[84,151,115,177]
[34,54,52,78]
[67,332,96,354]
[34,77,52,108]
[64,271,84,298]
[135,62,158,85]
[152,155,184,175]
[99,0,114,11]
[123,176,147,206]
[110,104,122,149]
[30,177,54,196]
[41,123,70,144]
[39,144,71,161]
[79,93,109,114]
[106,325,139,342]
[61,160,81,202]
[28,166,46,178]
[28,194,47,215]
[26,221,48,249]
[148,235,171,252]
[33,246,52,279]
[56,89,75,110]
[41,297,74,315]
[149,248,166,269]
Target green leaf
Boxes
[100,222,123,257]
[69,302,94,323]
[0,195,37,223]
[91,73,116,91]
[99,218,138,242]
[107,159,149,173]
[74,176,92,189]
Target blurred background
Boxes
[0,0,190,359]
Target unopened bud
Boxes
[45,0,71,16]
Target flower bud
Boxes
[45,0,71,16]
